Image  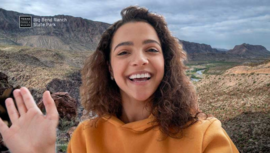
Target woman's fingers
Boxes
[43,91,59,121]
[0,118,9,137]
[5,98,19,124]
[20,87,42,115]
[13,89,27,116]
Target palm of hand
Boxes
[0,87,59,153]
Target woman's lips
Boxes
[127,77,151,85]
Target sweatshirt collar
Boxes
[102,114,158,132]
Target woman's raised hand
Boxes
[0,87,59,153]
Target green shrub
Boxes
[56,144,68,152]
[58,117,77,131]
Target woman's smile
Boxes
[127,71,152,85]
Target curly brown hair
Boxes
[80,6,206,138]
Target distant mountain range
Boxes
[0,8,270,60]
[179,40,270,61]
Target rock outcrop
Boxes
[0,72,12,94]
[228,43,270,57]
[37,92,78,122]
[46,71,82,103]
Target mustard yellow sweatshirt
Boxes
[67,114,239,153]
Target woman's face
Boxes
[110,21,164,102]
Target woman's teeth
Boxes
[129,73,151,79]
[129,73,151,81]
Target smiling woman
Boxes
[70,5,239,153]
[0,5,239,153]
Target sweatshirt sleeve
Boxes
[67,121,87,153]
[202,119,239,153]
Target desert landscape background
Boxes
[0,8,270,153]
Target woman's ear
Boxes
[107,61,114,78]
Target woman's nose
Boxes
[131,51,149,66]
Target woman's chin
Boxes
[132,93,153,102]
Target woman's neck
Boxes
[120,93,152,123]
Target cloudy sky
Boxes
[1,0,270,50]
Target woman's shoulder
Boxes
[180,117,238,152]
[188,116,220,130]
[75,117,100,131]
[185,116,239,152]
[182,116,225,138]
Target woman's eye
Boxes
[148,48,158,52]
[118,51,128,56]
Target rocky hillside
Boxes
[0,44,89,153]
[179,39,219,54]
[193,61,270,152]
[224,60,270,74]
[0,8,110,51]
[194,60,270,121]
[0,45,87,102]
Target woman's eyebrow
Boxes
[143,39,161,46]
[114,41,133,51]
[113,39,161,51]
